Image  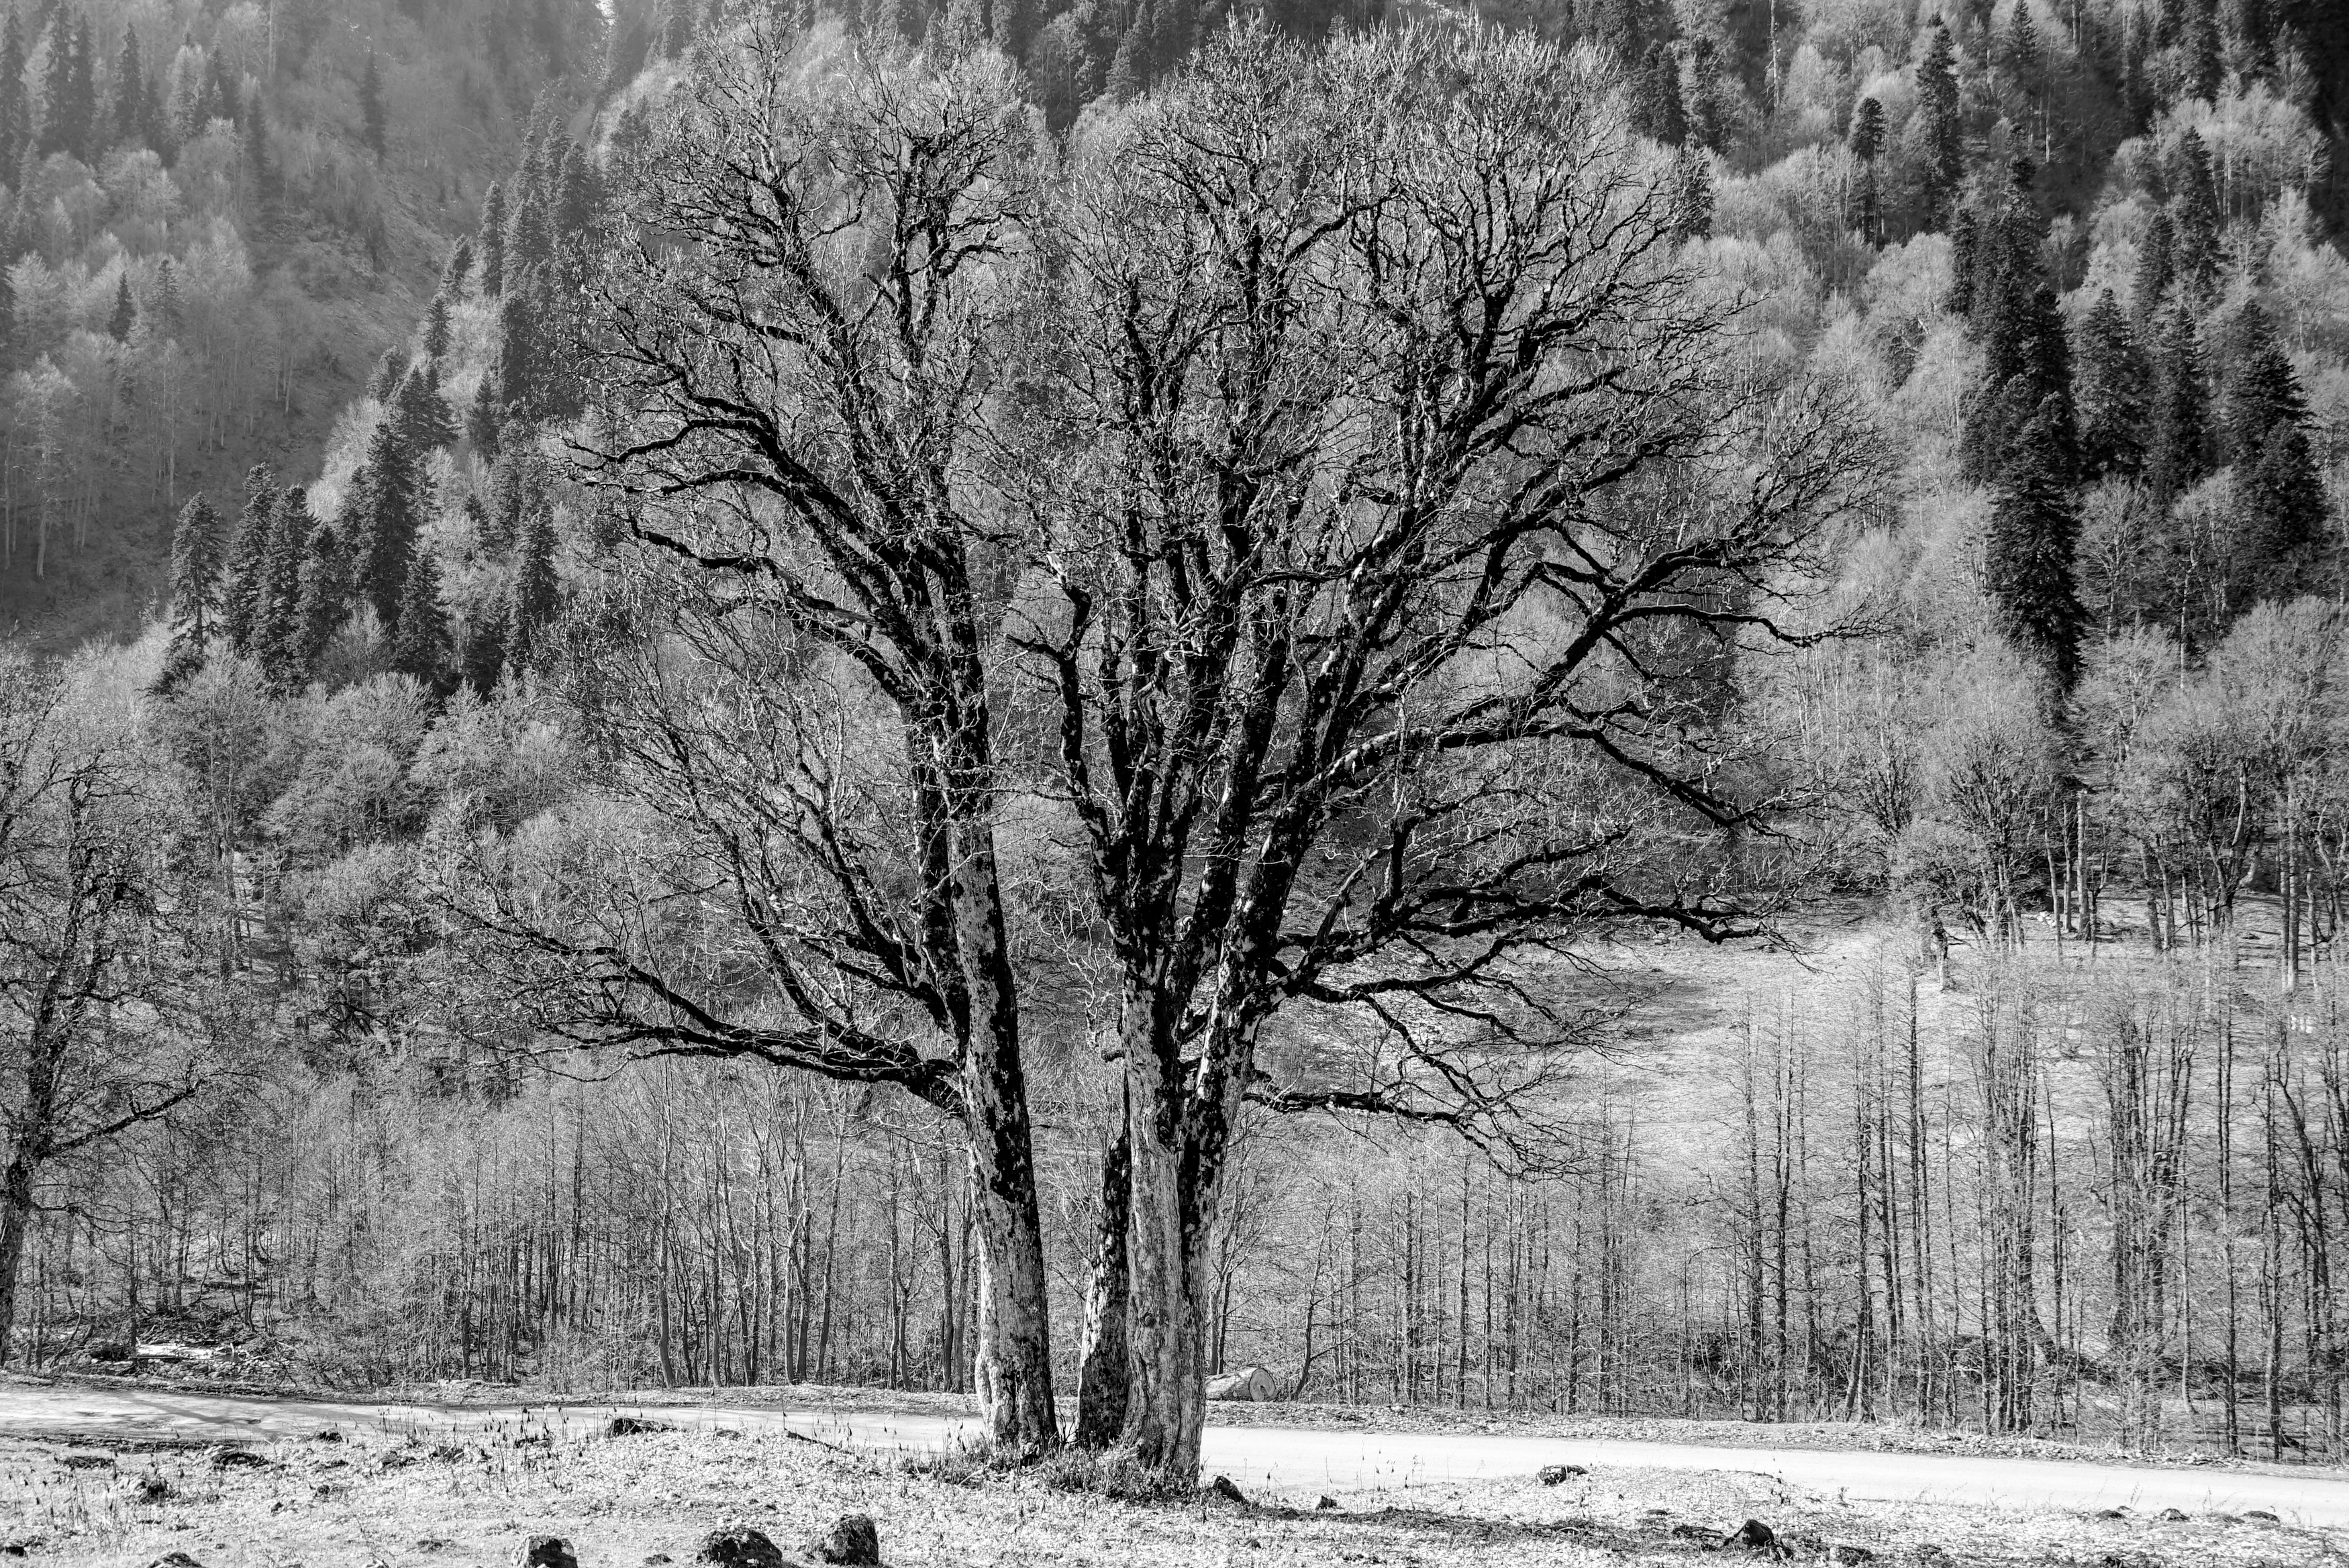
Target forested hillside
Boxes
[0,0,600,645]
[9,0,2349,1475]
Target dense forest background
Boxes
[9,0,2349,1463]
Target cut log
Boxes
[1204,1365,1279,1402]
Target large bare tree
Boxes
[1009,30,1883,1473]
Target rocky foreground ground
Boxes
[0,1415,2336,1568]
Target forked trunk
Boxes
[1118,1102,1208,1475]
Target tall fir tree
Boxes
[506,505,560,671]
[2146,307,2210,516]
[440,236,474,298]
[2237,422,2329,600]
[2134,206,2175,319]
[477,180,507,298]
[2219,297,2309,464]
[0,15,28,178]
[1985,397,2088,684]
[160,492,226,688]
[291,516,352,676]
[390,550,450,686]
[106,273,132,341]
[2075,289,2151,477]
[1630,43,1686,144]
[62,12,92,160]
[359,50,386,159]
[257,488,313,688]
[421,289,453,362]
[366,347,406,403]
[348,415,427,629]
[221,464,281,654]
[393,362,458,451]
[1917,21,1963,230]
[2170,129,2220,307]
[1850,95,1885,244]
[111,21,146,151]
[36,7,74,158]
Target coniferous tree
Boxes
[0,15,28,177]
[1683,35,1727,153]
[1850,95,1885,244]
[257,488,312,687]
[2238,422,2329,600]
[221,466,281,654]
[503,184,554,289]
[359,50,386,159]
[2170,130,2220,307]
[1948,204,1979,318]
[2134,207,2175,319]
[0,264,13,372]
[38,9,75,158]
[366,348,406,403]
[2075,290,2151,477]
[506,505,560,670]
[491,288,544,424]
[2183,0,2221,99]
[477,180,507,298]
[63,13,92,160]
[1917,21,1963,230]
[390,550,450,685]
[349,415,426,629]
[1630,43,1686,144]
[2219,298,2309,465]
[107,274,133,342]
[291,516,352,674]
[1987,397,2087,684]
[2146,308,2209,516]
[440,236,474,298]
[160,492,226,686]
[393,363,458,452]
[241,89,276,206]
[153,259,182,339]
[421,291,452,362]
[111,21,147,151]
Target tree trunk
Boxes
[1073,1102,1132,1451]
[1119,1094,1208,1477]
[0,1139,39,1367]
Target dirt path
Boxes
[6,1380,2348,1527]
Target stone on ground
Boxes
[521,1538,579,1568]
[697,1526,788,1568]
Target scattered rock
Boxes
[2205,1512,2240,1524]
[521,1539,579,1568]
[429,1442,474,1463]
[2156,1508,2190,1522]
[1206,1474,1250,1506]
[136,1475,175,1503]
[1668,1524,1726,1547]
[605,1416,674,1438]
[807,1516,881,1566]
[1317,1496,1338,1511]
[312,1429,344,1443]
[1727,1518,1781,1553]
[697,1527,787,1568]
[210,1448,268,1471]
[646,1558,674,1567]
[1537,1464,1587,1485]
[2091,1508,2127,1520]
[1827,1548,1875,1565]
[147,1555,206,1568]
[60,1451,113,1470]
[2246,1510,2280,1522]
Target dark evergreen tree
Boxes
[492,288,544,423]
[390,550,450,686]
[359,50,386,159]
[2237,421,2329,600]
[2170,130,2220,307]
[36,9,77,159]
[1986,398,2087,684]
[1917,21,1963,230]
[63,12,93,159]
[1683,35,1728,154]
[1850,95,1884,243]
[257,487,312,687]
[110,21,147,151]
[349,415,427,629]
[503,183,554,289]
[506,505,560,670]
[221,464,281,654]
[393,362,459,452]
[2183,0,2222,99]
[2134,206,2175,319]
[160,492,226,686]
[458,613,506,697]
[553,138,601,242]
[107,274,133,341]
[477,180,507,297]
[291,516,353,674]
[0,15,28,178]
[367,347,406,403]
[241,89,276,206]
[421,289,453,362]
[1948,204,1979,318]
[2219,297,2308,464]
[2075,290,2151,477]
[0,264,13,373]
[152,258,182,338]
[440,236,474,298]
[2146,308,2210,515]
[1630,43,1686,144]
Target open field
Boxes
[6,1379,2349,1565]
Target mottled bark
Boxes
[1072,1105,1132,1450]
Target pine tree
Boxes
[0,15,27,178]
[1631,44,1687,144]
[393,362,459,452]
[2183,0,2221,100]
[2075,290,2151,477]
[1672,148,1713,242]
[291,515,352,675]
[1683,35,1727,154]
[0,264,13,374]
[63,13,93,160]
[1948,204,1980,319]
[349,415,426,628]
[421,290,452,362]
[1917,21,1963,231]
[503,183,554,289]
[37,9,74,158]
[1985,397,2087,684]
[2237,422,2328,600]
[2146,308,2209,516]
[366,347,406,403]
[477,180,507,298]
[2134,207,2174,319]
[2170,130,2220,308]
[554,140,600,244]
[221,465,281,654]
[107,274,133,342]
[257,487,312,688]
[160,492,226,687]
[2219,297,2306,464]
[153,259,182,339]
[359,50,386,159]
[241,89,276,207]
[492,288,543,425]
[440,236,474,298]
[390,550,450,685]
[506,505,560,670]
[111,21,146,151]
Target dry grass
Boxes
[0,1421,2330,1568]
